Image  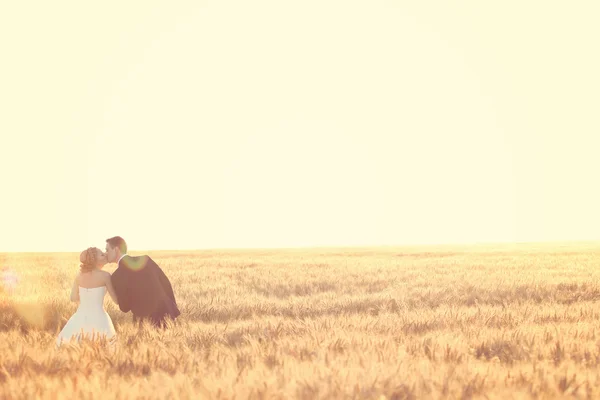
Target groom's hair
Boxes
[106,236,127,254]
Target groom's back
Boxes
[112,255,162,317]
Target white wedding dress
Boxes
[56,286,116,346]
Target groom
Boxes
[105,236,180,327]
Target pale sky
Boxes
[1,1,599,252]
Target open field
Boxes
[2,243,600,399]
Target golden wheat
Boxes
[2,243,600,399]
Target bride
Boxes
[56,247,119,346]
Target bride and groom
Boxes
[56,236,180,346]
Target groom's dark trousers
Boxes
[111,255,180,327]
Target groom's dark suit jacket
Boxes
[111,255,180,323]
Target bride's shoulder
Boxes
[98,270,112,279]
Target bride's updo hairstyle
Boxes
[80,247,98,273]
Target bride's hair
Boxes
[80,247,98,273]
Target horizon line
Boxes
[2,239,600,254]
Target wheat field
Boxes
[2,243,600,399]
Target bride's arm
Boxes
[70,274,80,302]
[104,273,119,305]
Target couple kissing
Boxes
[56,236,180,346]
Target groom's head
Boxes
[105,236,127,263]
